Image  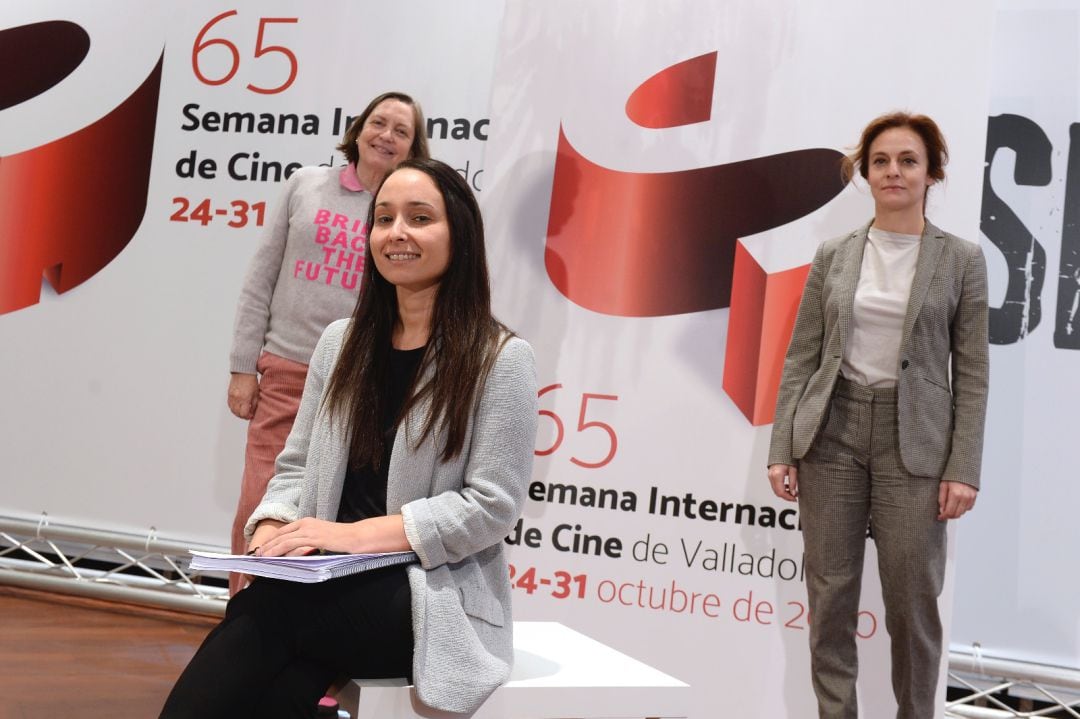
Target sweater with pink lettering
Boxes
[229,164,371,374]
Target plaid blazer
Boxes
[768,220,989,488]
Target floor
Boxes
[0,585,215,719]
[4,583,1065,718]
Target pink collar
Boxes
[339,163,367,192]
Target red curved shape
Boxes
[625,51,717,129]
[545,125,846,317]
[0,56,163,315]
[723,243,811,425]
[0,21,90,111]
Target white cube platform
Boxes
[338,620,690,718]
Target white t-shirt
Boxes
[840,226,921,387]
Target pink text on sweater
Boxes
[293,259,360,289]
[313,208,367,234]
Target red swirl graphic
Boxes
[625,51,717,129]
[545,126,843,317]
[0,23,162,316]
[0,21,90,111]
[546,51,847,423]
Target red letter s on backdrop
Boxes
[0,20,162,316]
[545,51,846,424]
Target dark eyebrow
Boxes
[872,147,919,155]
[374,200,436,209]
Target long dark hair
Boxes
[322,158,510,469]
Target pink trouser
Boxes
[229,351,308,595]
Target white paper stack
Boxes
[189,550,418,583]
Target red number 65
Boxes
[535,385,619,469]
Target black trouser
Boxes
[160,564,412,719]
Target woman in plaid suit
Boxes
[767,112,989,719]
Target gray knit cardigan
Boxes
[245,318,539,713]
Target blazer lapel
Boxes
[900,220,946,345]
[836,222,871,351]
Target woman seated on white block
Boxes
[161,158,539,719]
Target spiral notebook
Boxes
[189,550,418,583]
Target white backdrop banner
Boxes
[0,0,503,543]
[949,0,1080,673]
[483,2,994,716]
[8,0,1074,715]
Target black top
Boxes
[336,345,426,524]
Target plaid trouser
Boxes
[799,377,947,719]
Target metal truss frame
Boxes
[0,513,227,616]
[3,513,1079,716]
[946,651,1080,718]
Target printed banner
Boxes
[949,0,1080,673]
[0,0,503,541]
[483,2,994,716]
[6,1,1075,716]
